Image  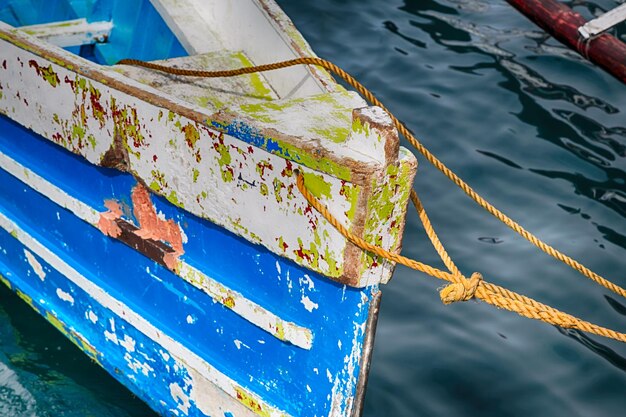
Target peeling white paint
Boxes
[24,249,46,281]
[120,335,136,352]
[300,274,314,291]
[124,352,153,377]
[104,318,118,344]
[55,288,74,305]
[0,152,101,226]
[169,383,191,415]
[329,319,367,417]
[178,262,312,349]
[86,310,98,324]
[300,295,318,313]
[186,314,195,324]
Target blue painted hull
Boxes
[0,115,378,416]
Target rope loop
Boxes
[440,272,483,305]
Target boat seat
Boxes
[18,18,113,48]
[114,51,279,112]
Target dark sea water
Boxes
[1,0,626,416]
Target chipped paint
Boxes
[130,184,185,269]
[87,310,99,324]
[28,59,59,87]
[0,150,312,349]
[300,295,318,313]
[0,210,290,417]
[0,27,417,286]
[56,287,74,304]
[98,200,123,237]
[359,150,418,284]
[23,249,45,280]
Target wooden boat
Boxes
[0,0,416,416]
[506,0,626,83]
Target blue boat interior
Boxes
[0,0,187,64]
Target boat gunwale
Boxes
[0,22,390,185]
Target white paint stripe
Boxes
[0,152,101,225]
[178,262,312,349]
[0,151,312,349]
[0,210,289,417]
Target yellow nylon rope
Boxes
[117,56,626,342]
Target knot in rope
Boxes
[440,272,483,305]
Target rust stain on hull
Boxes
[97,184,184,269]
[131,184,184,269]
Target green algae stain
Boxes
[167,190,183,208]
[213,139,234,183]
[256,160,273,179]
[302,172,332,200]
[87,134,97,150]
[111,98,145,158]
[293,238,321,270]
[71,124,85,141]
[192,168,200,183]
[360,157,416,273]
[310,124,350,143]
[182,123,200,147]
[340,181,360,222]
[42,66,60,87]
[0,274,11,289]
[234,52,275,100]
[149,169,167,192]
[238,102,280,124]
[88,83,106,127]
[231,218,261,243]
[273,178,285,203]
[29,60,60,87]
[277,236,288,252]
[273,139,352,181]
[260,183,269,196]
[351,115,371,137]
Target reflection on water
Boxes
[0,0,624,416]
[0,362,37,417]
[0,284,155,417]
[278,0,626,416]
